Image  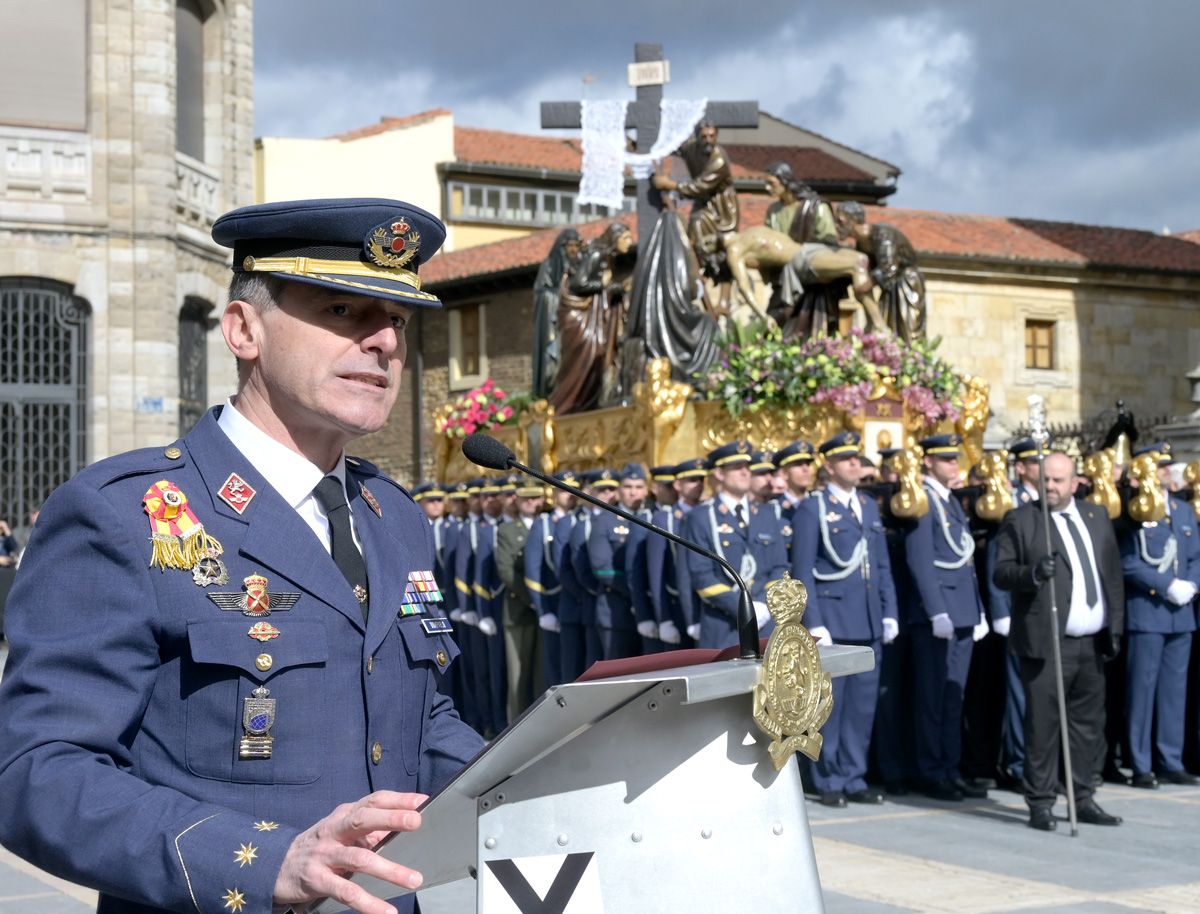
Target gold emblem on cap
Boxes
[242,256,256,271]
[753,573,833,769]
[367,221,421,269]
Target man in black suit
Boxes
[993,453,1125,831]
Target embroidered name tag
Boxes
[421,617,453,635]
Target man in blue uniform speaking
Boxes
[0,198,485,914]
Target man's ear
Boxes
[221,299,262,363]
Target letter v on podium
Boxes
[481,852,602,914]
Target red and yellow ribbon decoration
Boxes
[142,479,223,571]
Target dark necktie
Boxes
[1063,512,1099,606]
[313,475,369,619]
[735,503,747,533]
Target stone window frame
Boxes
[445,179,633,228]
[1014,302,1073,390]
[448,302,488,391]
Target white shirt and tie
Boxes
[1050,500,1105,636]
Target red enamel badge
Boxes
[218,473,257,515]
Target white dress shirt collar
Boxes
[217,398,347,507]
[924,475,952,501]
[717,491,750,515]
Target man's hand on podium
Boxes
[273,790,427,914]
[478,617,499,637]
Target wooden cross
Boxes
[541,43,758,247]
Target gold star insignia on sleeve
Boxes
[222,888,247,912]
[234,843,258,867]
[253,820,278,832]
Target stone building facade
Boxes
[0,0,254,523]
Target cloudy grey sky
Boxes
[254,0,1199,233]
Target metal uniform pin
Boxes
[240,686,275,760]
[209,574,300,616]
[217,472,257,515]
[360,483,382,518]
[192,552,229,587]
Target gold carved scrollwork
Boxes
[975,449,1015,522]
[1128,454,1167,524]
[1083,449,1122,520]
[637,358,692,467]
[1185,460,1200,521]
[955,376,990,471]
[890,448,929,519]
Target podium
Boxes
[320,645,874,913]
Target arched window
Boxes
[0,278,90,525]
[179,296,213,434]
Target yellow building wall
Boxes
[255,113,454,242]
[925,267,1200,435]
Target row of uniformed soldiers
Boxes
[412,433,1200,801]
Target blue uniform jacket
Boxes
[471,517,508,622]
[568,511,599,627]
[0,408,483,914]
[553,511,585,626]
[1120,496,1200,634]
[641,506,690,630]
[587,511,637,631]
[903,483,985,628]
[681,498,789,647]
[790,489,897,641]
[453,516,479,616]
[523,512,562,618]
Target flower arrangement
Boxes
[698,327,963,425]
[435,379,528,438]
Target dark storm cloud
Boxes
[253,0,1200,231]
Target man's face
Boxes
[1157,463,1173,488]
[1016,458,1041,488]
[654,481,677,506]
[615,231,633,255]
[698,125,718,154]
[925,454,960,488]
[715,464,751,498]
[565,239,582,261]
[593,486,618,506]
[765,174,784,199]
[784,462,815,494]
[482,493,504,518]
[674,476,705,505]
[517,494,542,518]
[467,494,481,515]
[554,489,576,511]
[232,282,411,454]
[619,478,646,510]
[769,469,787,497]
[749,472,774,502]
[503,492,517,516]
[451,499,469,519]
[827,455,861,490]
[1043,454,1076,510]
[420,497,444,521]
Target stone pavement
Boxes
[2,639,1197,913]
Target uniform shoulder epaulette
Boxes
[86,442,189,489]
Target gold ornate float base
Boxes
[434,358,985,481]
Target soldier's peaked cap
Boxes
[213,198,445,309]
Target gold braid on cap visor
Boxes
[241,255,439,303]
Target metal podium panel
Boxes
[320,647,874,912]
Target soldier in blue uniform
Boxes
[626,465,677,653]
[681,442,790,649]
[774,441,817,525]
[570,469,619,668]
[905,434,990,801]
[523,470,579,686]
[554,472,592,681]
[470,479,510,736]
[0,198,484,914]
[415,482,462,711]
[791,433,898,806]
[454,477,493,733]
[1121,442,1200,787]
[669,458,709,644]
[588,463,648,659]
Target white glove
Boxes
[1166,578,1198,606]
[658,620,682,644]
[931,613,954,640]
[637,620,659,639]
[687,623,702,641]
[460,610,479,626]
[881,617,899,645]
[992,615,1011,637]
[538,613,560,633]
[752,600,772,629]
[973,614,990,642]
[448,608,463,622]
[478,616,498,637]
[809,625,833,647]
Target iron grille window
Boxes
[0,278,89,526]
[179,297,212,434]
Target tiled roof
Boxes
[424,200,1200,287]
[455,127,583,171]
[1179,229,1200,244]
[723,145,875,183]
[329,108,451,141]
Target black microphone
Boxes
[461,433,761,660]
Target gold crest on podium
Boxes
[753,574,834,769]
